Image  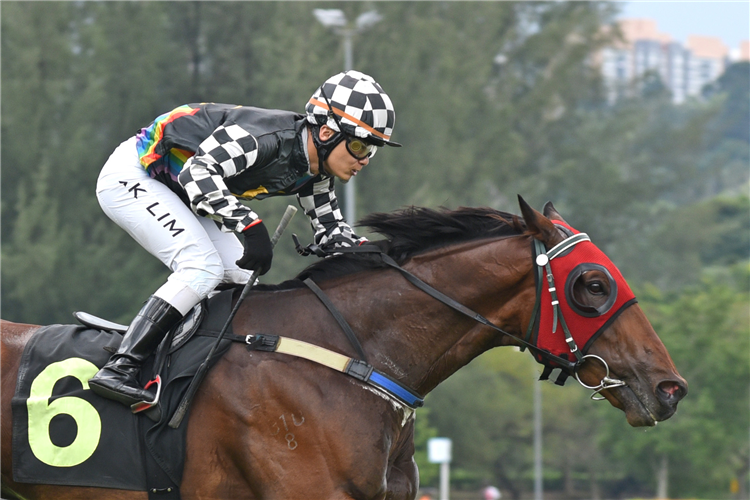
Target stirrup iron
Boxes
[130,375,162,413]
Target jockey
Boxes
[89,70,400,408]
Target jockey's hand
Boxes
[236,221,273,275]
[319,234,368,254]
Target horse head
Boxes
[518,196,687,426]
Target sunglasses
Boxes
[318,86,378,160]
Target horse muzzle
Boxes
[574,353,687,426]
[608,374,687,427]
[656,378,688,406]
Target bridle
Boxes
[528,233,627,399]
[295,230,629,401]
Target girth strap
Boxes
[251,334,423,408]
[196,329,424,409]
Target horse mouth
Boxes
[613,384,675,427]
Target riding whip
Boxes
[169,205,298,428]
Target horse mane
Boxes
[361,205,524,259]
[256,206,525,289]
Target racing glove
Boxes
[236,220,273,275]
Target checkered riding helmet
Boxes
[306,70,401,148]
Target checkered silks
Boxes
[179,124,262,232]
[179,123,363,245]
[297,176,367,247]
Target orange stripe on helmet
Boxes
[308,98,391,141]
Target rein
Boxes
[297,232,627,400]
[323,243,581,370]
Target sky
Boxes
[618,1,750,50]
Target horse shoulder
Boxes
[182,342,417,499]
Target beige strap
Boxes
[276,337,351,372]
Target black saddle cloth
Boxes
[11,289,236,497]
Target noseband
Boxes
[296,228,632,400]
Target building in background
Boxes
[600,19,749,104]
[685,35,729,98]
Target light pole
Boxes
[313,8,382,225]
[534,375,543,500]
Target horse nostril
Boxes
[657,380,687,403]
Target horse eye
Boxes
[567,265,618,317]
[587,281,605,295]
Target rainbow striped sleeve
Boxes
[136,105,200,169]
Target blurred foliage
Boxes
[1,2,748,499]
[420,265,750,498]
[595,268,750,499]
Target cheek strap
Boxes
[531,233,592,365]
[310,125,345,164]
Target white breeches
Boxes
[96,137,252,315]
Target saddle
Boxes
[74,295,208,359]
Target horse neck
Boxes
[335,235,534,396]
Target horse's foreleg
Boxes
[384,417,419,500]
[385,459,419,500]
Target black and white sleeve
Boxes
[178,123,261,233]
[296,176,368,247]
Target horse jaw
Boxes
[599,386,660,427]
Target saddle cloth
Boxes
[11,289,235,495]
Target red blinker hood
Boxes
[532,220,637,366]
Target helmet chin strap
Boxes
[310,125,345,165]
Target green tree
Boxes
[597,269,750,499]
[424,348,536,496]
[349,2,621,215]
[699,62,750,198]
[614,194,750,289]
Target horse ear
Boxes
[518,195,561,247]
[542,201,568,224]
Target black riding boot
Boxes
[89,296,183,407]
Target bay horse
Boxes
[1,198,687,500]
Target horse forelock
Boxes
[293,206,526,284]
